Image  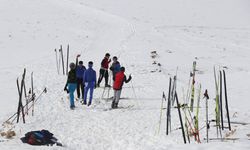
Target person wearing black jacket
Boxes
[97,53,111,87]
[64,55,80,109]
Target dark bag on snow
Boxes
[20,130,62,146]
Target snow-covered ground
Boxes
[0,0,250,149]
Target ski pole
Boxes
[107,71,112,98]
[66,45,69,75]
[55,49,59,74]
[157,92,165,134]
[60,45,65,75]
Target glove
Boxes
[64,86,69,93]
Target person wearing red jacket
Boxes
[97,53,111,87]
[112,67,132,108]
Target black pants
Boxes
[112,72,117,81]
[77,78,84,99]
[97,69,109,85]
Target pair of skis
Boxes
[165,75,187,144]
[186,61,201,143]
[16,69,36,124]
[214,67,231,134]
[166,75,177,135]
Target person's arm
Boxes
[76,54,80,66]
[83,71,86,84]
[116,63,121,71]
[124,75,132,83]
[64,77,69,92]
[94,71,97,88]
[110,63,114,71]
[94,71,97,84]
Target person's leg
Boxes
[76,78,81,99]
[68,83,77,108]
[81,80,84,99]
[104,70,109,86]
[112,90,117,108]
[83,83,89,105]
[115,90,122,108]
[97,69,104,86]
[88,84,94,106]
[112,73,115,81]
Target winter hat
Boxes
[120,67,125,72]
[79,61,83,65]
[88,61,93,68]
[69,62,76,69]
[105,53,110,57]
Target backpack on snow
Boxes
[20,130,62,146]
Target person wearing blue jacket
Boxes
[110,56,121,81]
[83,61,96,106]
[76,61,86,100]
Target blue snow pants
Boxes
[84,82,95,104]
[68,83,77,107]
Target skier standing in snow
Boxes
[97,53,111,87]
[110,56,121,81]
[64,55,80,109]
[76,61,86,100]
[83,61,96,106]
[112,67,132,108]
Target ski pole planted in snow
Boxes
[60,45,65,75]
[157,92,165,134]
[66,44,69,75]
[55,49,59,74]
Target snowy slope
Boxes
[1,0,250,149]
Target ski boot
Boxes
[105,84,111,88]
[96,83,100,88]
[81,100,87,105]
[111,101,115,108]
[70,105,75,110]
[114,103,118,109]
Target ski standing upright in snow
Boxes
[204,89,209,143]
[223,70,231,131]
[190,61,196,112]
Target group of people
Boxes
[64,53,132,109]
